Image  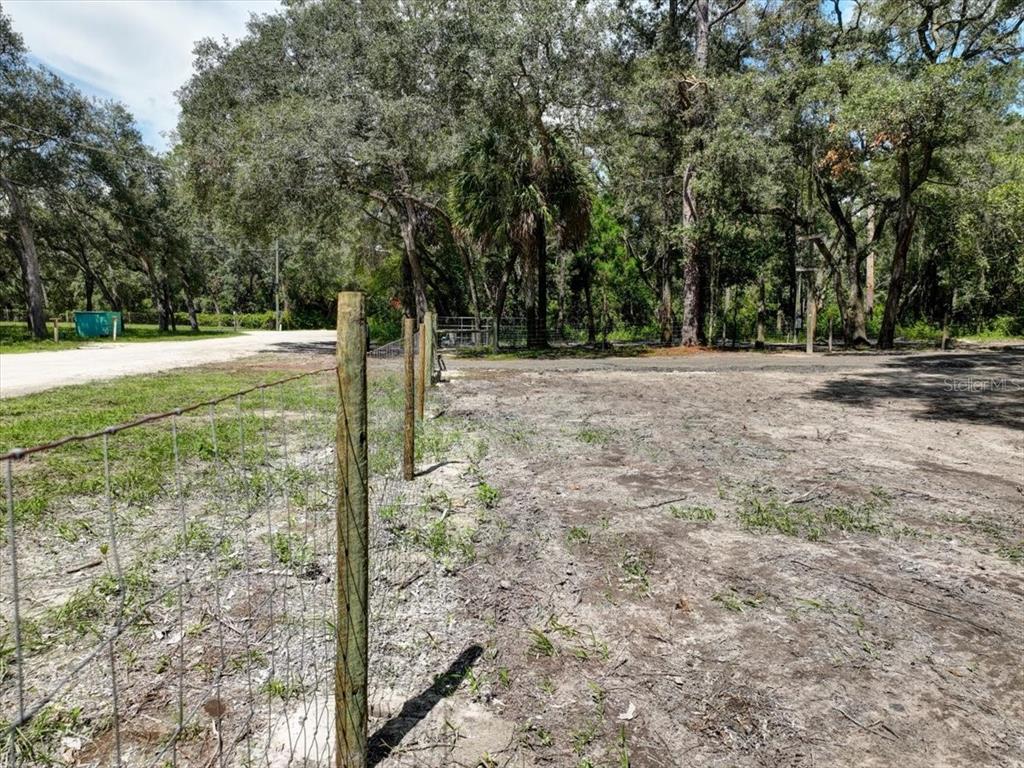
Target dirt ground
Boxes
[402,347,1023,767]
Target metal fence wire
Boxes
[1,330,462,766]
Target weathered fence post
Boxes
[53,317,59,343]
[403,315,416,481]
[491,316,499,353]
[417,316,427,420]
[335,292,369,768]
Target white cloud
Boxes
[5,0,281,150]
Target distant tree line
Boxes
[2,2,1022,346]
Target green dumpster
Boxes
[74,311,123,338]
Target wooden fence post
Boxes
[416,317,427,420]
[335,292,369,768]
[403,315,416,481]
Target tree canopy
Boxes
[2,0,1021,345]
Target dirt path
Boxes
[422,348,1023,767]
[0,330,334,397]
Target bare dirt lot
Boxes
[410,347,1024,767]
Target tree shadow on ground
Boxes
[367,644,484,766]
[808,350,1024,431]
[456,343,651,360]
[267,340,335,355]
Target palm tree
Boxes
[450,124,591,348]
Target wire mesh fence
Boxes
[1,312,467,766]
[436,315,681,350]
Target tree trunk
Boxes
[879,153,919,350]
[534,215,548,348]
[805,271,818,354]
[1,177,47,339]
[658,246,673,345]
[185,288,200,331]
[843,244,869,347]
[679,235,700,346]
[678,2,709,347]
[865,205,877,317]
[555,250,567,340]
[584,271,596,344]
[455,237,482,339]
[142,257,168,332]
[493,250,517,350]
[398,201,428,322]
[755,277,766,350]
[84,270,95,312]
[165,283,177,332]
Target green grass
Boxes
[996,540,1023,565]
[475,481,501,509]
[669,504,716,522]
[0,362,334,537]
[737,494,884,541]
[567,525,591,545]
[2,703,83,766]
[619,548,654,595]
[0,321,240,354]
[712,589,765,612]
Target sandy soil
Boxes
[408,347,1024,767]
[0,330,335,397]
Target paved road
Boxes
[0,330,335,398]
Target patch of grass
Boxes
[174,519,216,554]
[0,321,239,354]
[571,682,607,757]
[996,540,1023,564]
[712,589,765,612]
[1,361,334,538]
[523,722,553,749]
[265,530,318,576]
[407,493,476,570]
[669,505,716,522]
[567,525,591,545]
[475,481,500,509]
[49,565,153,639]
[2,703,83,766]
[528,627,556,658]
[619,548,654,595]
[575,426,613,445]
[261,677,304,701]
[737,494,884,541]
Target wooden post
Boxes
[335,292,369,768]
[425,310,436,386]
[52,317,58,343]
[416,317,426,420]
[491,317,499,353]
[403,316,416,481]
[828,317,833,352]
[805,273,816,354]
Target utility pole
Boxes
[274,239,281,332]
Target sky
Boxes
[5,0,281,151]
